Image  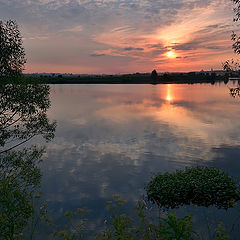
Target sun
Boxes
[166,50,176,59]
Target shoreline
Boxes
[0,74,235,85]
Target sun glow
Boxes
[166,51,176,59]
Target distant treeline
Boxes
[0,72,236,84]
[25,72,228,84]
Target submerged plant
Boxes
[53,208,87,240]
[158,212,197,240]
[95,196,197,240]
[216,222,230,240]
[146,166,240,210]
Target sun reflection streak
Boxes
[166,84,173,102]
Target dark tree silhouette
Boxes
[222,1,240,77]
[233,0,240,21]
[151,69,158,80]
[0,148,43,239]
[229,86,240,97]
[224,1,240,98]
[0,82,56,238]
[0,20,26,77]
[230,1,240,55]
[0,83,56,154]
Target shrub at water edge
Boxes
[146,166,240,210]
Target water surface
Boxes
[41,83,240,238]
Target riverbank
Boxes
[0,72,233,85]
[21,72,229,85]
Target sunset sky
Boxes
[0,0,239,74]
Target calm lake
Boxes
[40,83,240,239]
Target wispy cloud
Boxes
[0,0,236,73]
[61,25,83,33]
[90,53,106,57]
[123,47,144,51]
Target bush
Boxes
[146,166,240,209]
[54,196,197,240]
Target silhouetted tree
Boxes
[228,1,240,59]
[232,0,240,21]
[0,83,56,154]
[0,82,56,238]
[223,1,240,97]
[151,69,158,80]
[222,1,240,80]
[0,20,26,77]
[230,86,240,97]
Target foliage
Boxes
[222,58,240,73]
[134,200,157,240]
[0,20,26,77]
[53,209,87,240]
[0,82,56,153]
[94,196,197,240]
[0,81,56,239]
[39,196,240,240]
[229,86,240,97]
[146,166,240,210]
[1,190,234,240]
[158,212,197,240]
[0,148,43,240]
[55,198,237,240]
[0,147,43,188]
[232,0,240,22]
[231,32,240,55]
[216,222,230,240]
[151,70,158,80]
[96,195,135,240]
[53,196,197,240]
[223,1,240,74]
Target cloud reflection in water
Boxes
[41,83,240,237]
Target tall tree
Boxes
[0,20,26,77]
[233,0,240,21]
[222,1,240,74]
[231,1,240,54]
[0,83,56,239]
